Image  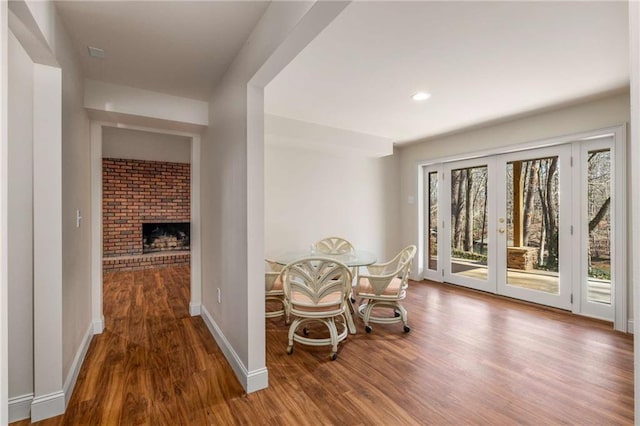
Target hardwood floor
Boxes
[14,265,633,425]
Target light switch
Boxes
[76,209,82,228]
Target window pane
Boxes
[428,171,438,271]
[450,166,488,280]
[586,149,611,305]
[505,157,559,294]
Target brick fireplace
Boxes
[103,158,190,272]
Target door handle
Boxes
[498,228,505,234]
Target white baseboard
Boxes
[64,323,94,406]
[628,319,634,334]
[189,302,201,316]
[8,393,33,422]
[30,391,65,422]
[93,315,104,334]
[200,306,269,393]
[25,322,94,422]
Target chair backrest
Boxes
[282,257,352,314]
[314,237,354,255]
[364,245,416,297]
[397,245,417,284]
[265,259,283,292]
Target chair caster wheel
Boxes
[403,325,411,333]
[286,346,294,355]
[302,327,309,336]
[330,352,338,361]
[394,311,401,318]
[365,325,372,333]
[350,297,356,303]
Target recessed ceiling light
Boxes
[412,92,431,101]
[87,46,105,58]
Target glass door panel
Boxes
[423,165,442,282]
[427,171,439,272]
[443,158,495,293]
[450,166,489,280]
[586,149,611,304]
[505,157,559,294]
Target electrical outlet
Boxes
[217,288,221,304]
[76,209,82,228]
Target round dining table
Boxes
[274,249,377,268]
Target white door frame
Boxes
[417,124,627,331]
[90,121,202,334]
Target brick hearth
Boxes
[103,158,190,271]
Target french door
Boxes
[431,145,573,310]
[442,157,496,293]
[495,145,572,309]
[423,133,623,323]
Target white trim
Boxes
[190,135,202,315]
[613,127,627,332]
[92,317,104,334]
[8,393,32,422]
[189,303,201,316]
[0,2,8,424]
[630,1,640,418]
[63,323,93,406]
[200,306,269,393]
[90,121,104,334]
[30,391,65,423]
[627,319,634,334]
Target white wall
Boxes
[628,0,639,416]
[102,126,191,163]
[7,29,33,410]
[265,144,399,261]
[55,10,91,388]
[0,2,8,423]
[201,1,348,392]
[84,80,208,126]
[398,91,631,310]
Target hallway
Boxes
[14,266,249,425]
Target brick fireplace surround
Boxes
[103,158,190,272]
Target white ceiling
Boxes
[53,1,629,143]
[265,1,629,145]
[55,1,270,101]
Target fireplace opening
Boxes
[143,222,190,253]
